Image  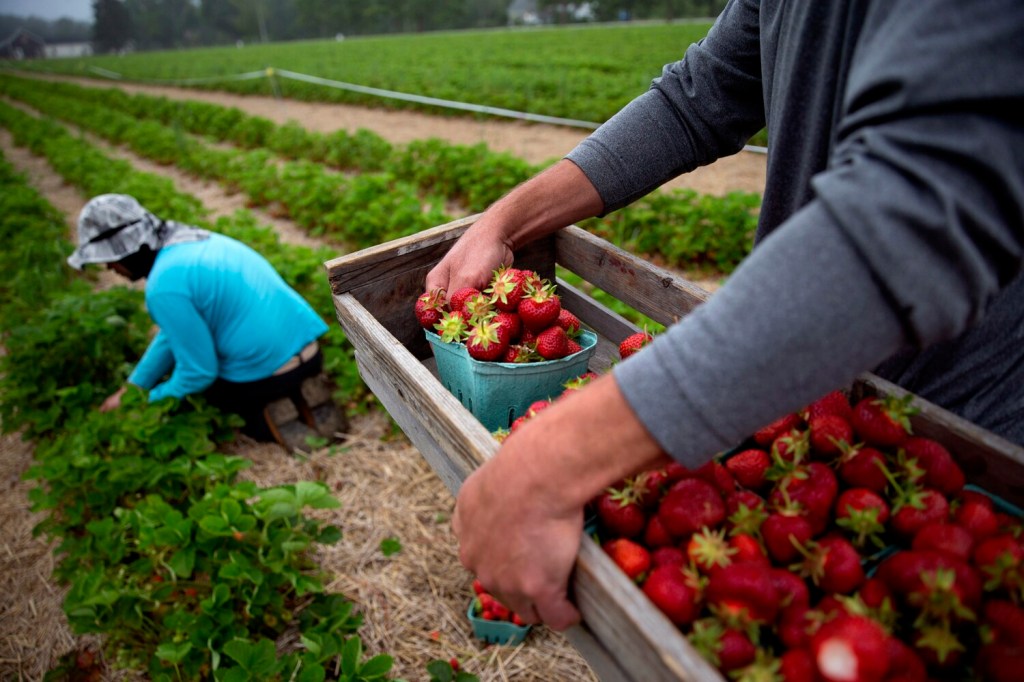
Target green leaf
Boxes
[380,537,402,557]
[340,636,362,675]
[223,638,278,673]
[358,654,394,679]
[155,641,193,664]
[426,660,453,682]
[167,546,195,578]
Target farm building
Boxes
[0,28,46,60]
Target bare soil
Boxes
[0,76,763,681]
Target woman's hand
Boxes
[99,385,128,412]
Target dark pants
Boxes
[203,348,323,442]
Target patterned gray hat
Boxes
[67,194,209,270]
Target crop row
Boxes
[0,111,406,680]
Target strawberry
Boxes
[725,448,771,490]
[492,310,521,345]
[900,436,965,495]
[876,550,983,619]
[565,338,583,355]
[643,513,675,548]
[808,414,854,458]
[686,527,737,572]
[556,307,582,336]
[795,534,866,595]
[983,599,1024,646]
[641,564,701,626]
[535,325,570,360]
[657,478,726,538]
[802,390,853,422]
[836,442,890,493]
[857,577,893,610]
[694,460,736,496]
[770,566,811,609]
[705,561,780,624]
[890,487,950,538]
[851,395,916,448]
[771,462,839,536]
[834,488,890,549]
[762,510,814,564]
[651,545,687,568]
[910,522,974,561]
[753,412,803,448]
[433,309,469,343]
[633,468,669,508]
[618,330,653,359]
[485,266,528,312]
[414,288,447,329]
[465,318,508,361]
[972,533,1024,596]
[912,622,966,672]
[810,614,891,682]
[602,538,651,582]
[725,489,767,518]
[779,648,817,682]
[596,484,647,538]
[449,286,482,316]
[977,641,1024,682]
[502,343,535,363]
[778,604,817,650]
[518,282,561,332]
[716,628,758,672]
[730,533,769,566]
[884,636,928,682]
[770,428,812,467]
[952,494,1000,540]
[462,291,495,323]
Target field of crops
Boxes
[0,44,760,680]
[14,22,715,124]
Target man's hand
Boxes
[99,385,128,412]
[425,216,515,296]
[453,372,670,630]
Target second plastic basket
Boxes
[426,329,598,432]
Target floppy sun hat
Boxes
[67,194,209,270]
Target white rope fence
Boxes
[81,64,768,154]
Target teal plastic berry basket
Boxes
[426,329,598,432]
[467,601,532,646]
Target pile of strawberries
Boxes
[415,266,587,362]
[471,578,528,628]
[594,389,1024,682]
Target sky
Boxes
[0,0,93,22]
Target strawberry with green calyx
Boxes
[632,468,669,509]
[770,567,811,610]
[658,477,727,538]
[762,505,814,564]
[836,441,891,494]
[462,292,495,325]
[415,287,448,329]
[731,650,785,682]
[563,371,600,392]
[810,613,891,682]
[449,286,482,317]
[485,265,528,312]
[596,481,647,538]
[792,534,866,596]
[502,343,536,363]
[851,394,917,448]
[491,310,521,345]
[535,325,570,360]
[518,280,561,332]
[687,527,738,572]
[779,648,816,682]
[912,621,966,672]
[686,618,758,673]
[807,413,854,459]
[878,462,950,538]
[618,330,654,359]
[565,337,583,355]
[753,412,803,448]
[910,522,974,561]
[726,492,768,536]
[899,436,965,495]
[972,533,1024,598]
[465,318,508,361]
[642,563,702,626]
[768,429,812,471]
[834,487,890,550]
[875,550,982,621]
[602,537,651,583]
[434,310,469,343]
[491,427,510,443]
[556,308,583,337]
[770,462,838,536]
[730,533,769,566]
[726,448,772,490]
[951,492,1000,541]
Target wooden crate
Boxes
[325,214,1024,682]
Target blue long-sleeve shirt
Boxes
[128,233,328,401]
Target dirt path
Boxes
[22,72,767,198]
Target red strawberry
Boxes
[953,494,1000,541]
[705,561,780,624]
[890,487,950,538]
[770,566,811,609]
[725,448,771,490]
[778,605,816,650]
[633,468,669,508]
[912,622,966,672]
[851,395,916,448]
[808,414,854,458]
[858,577,893,610]
[977,641,1024,682]
[485,266,528,312]
[535,325,570,360]
[618,330,653,359]
[492,310,521,345]
[802,390,853,422]
[651,545,687,568]
[694,460,736,496]
[725,489,767,518]
[762,510,814,564]
[753,412,803,448]
[641,564,700,626]
[972,533,1024,595]
[884,636,928,682]
[518,282,561,332]
[462,291,495,323]
[686,527,737,572]
[642,514,675,548]
[836,442,891,493]
[900,436,965,495]
[602,538,651,582]
[834,488,890,549]
[414,288,447,329]
[810,614,890,682]
[657,478,726,538]
[983,599,1024,647]
[779,648,817,682]
[449,286,482,316]
[556,308,582,336]
[565,338,583,355]
[465,318,508,361]
[911,522,974,561]
[716,628,757,672]
[596,484,647,538]
[796,535,866,595]
[433,309,469,343]
[876,550,983,619]
[772,462,839,536]
[730,533,769,566]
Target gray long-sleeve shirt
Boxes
[566,0,1024,461]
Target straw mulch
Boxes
[0,411,598,681]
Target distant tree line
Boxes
[90,0,729,54]
[0,14,92,43]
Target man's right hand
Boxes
[424,216,515,296]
